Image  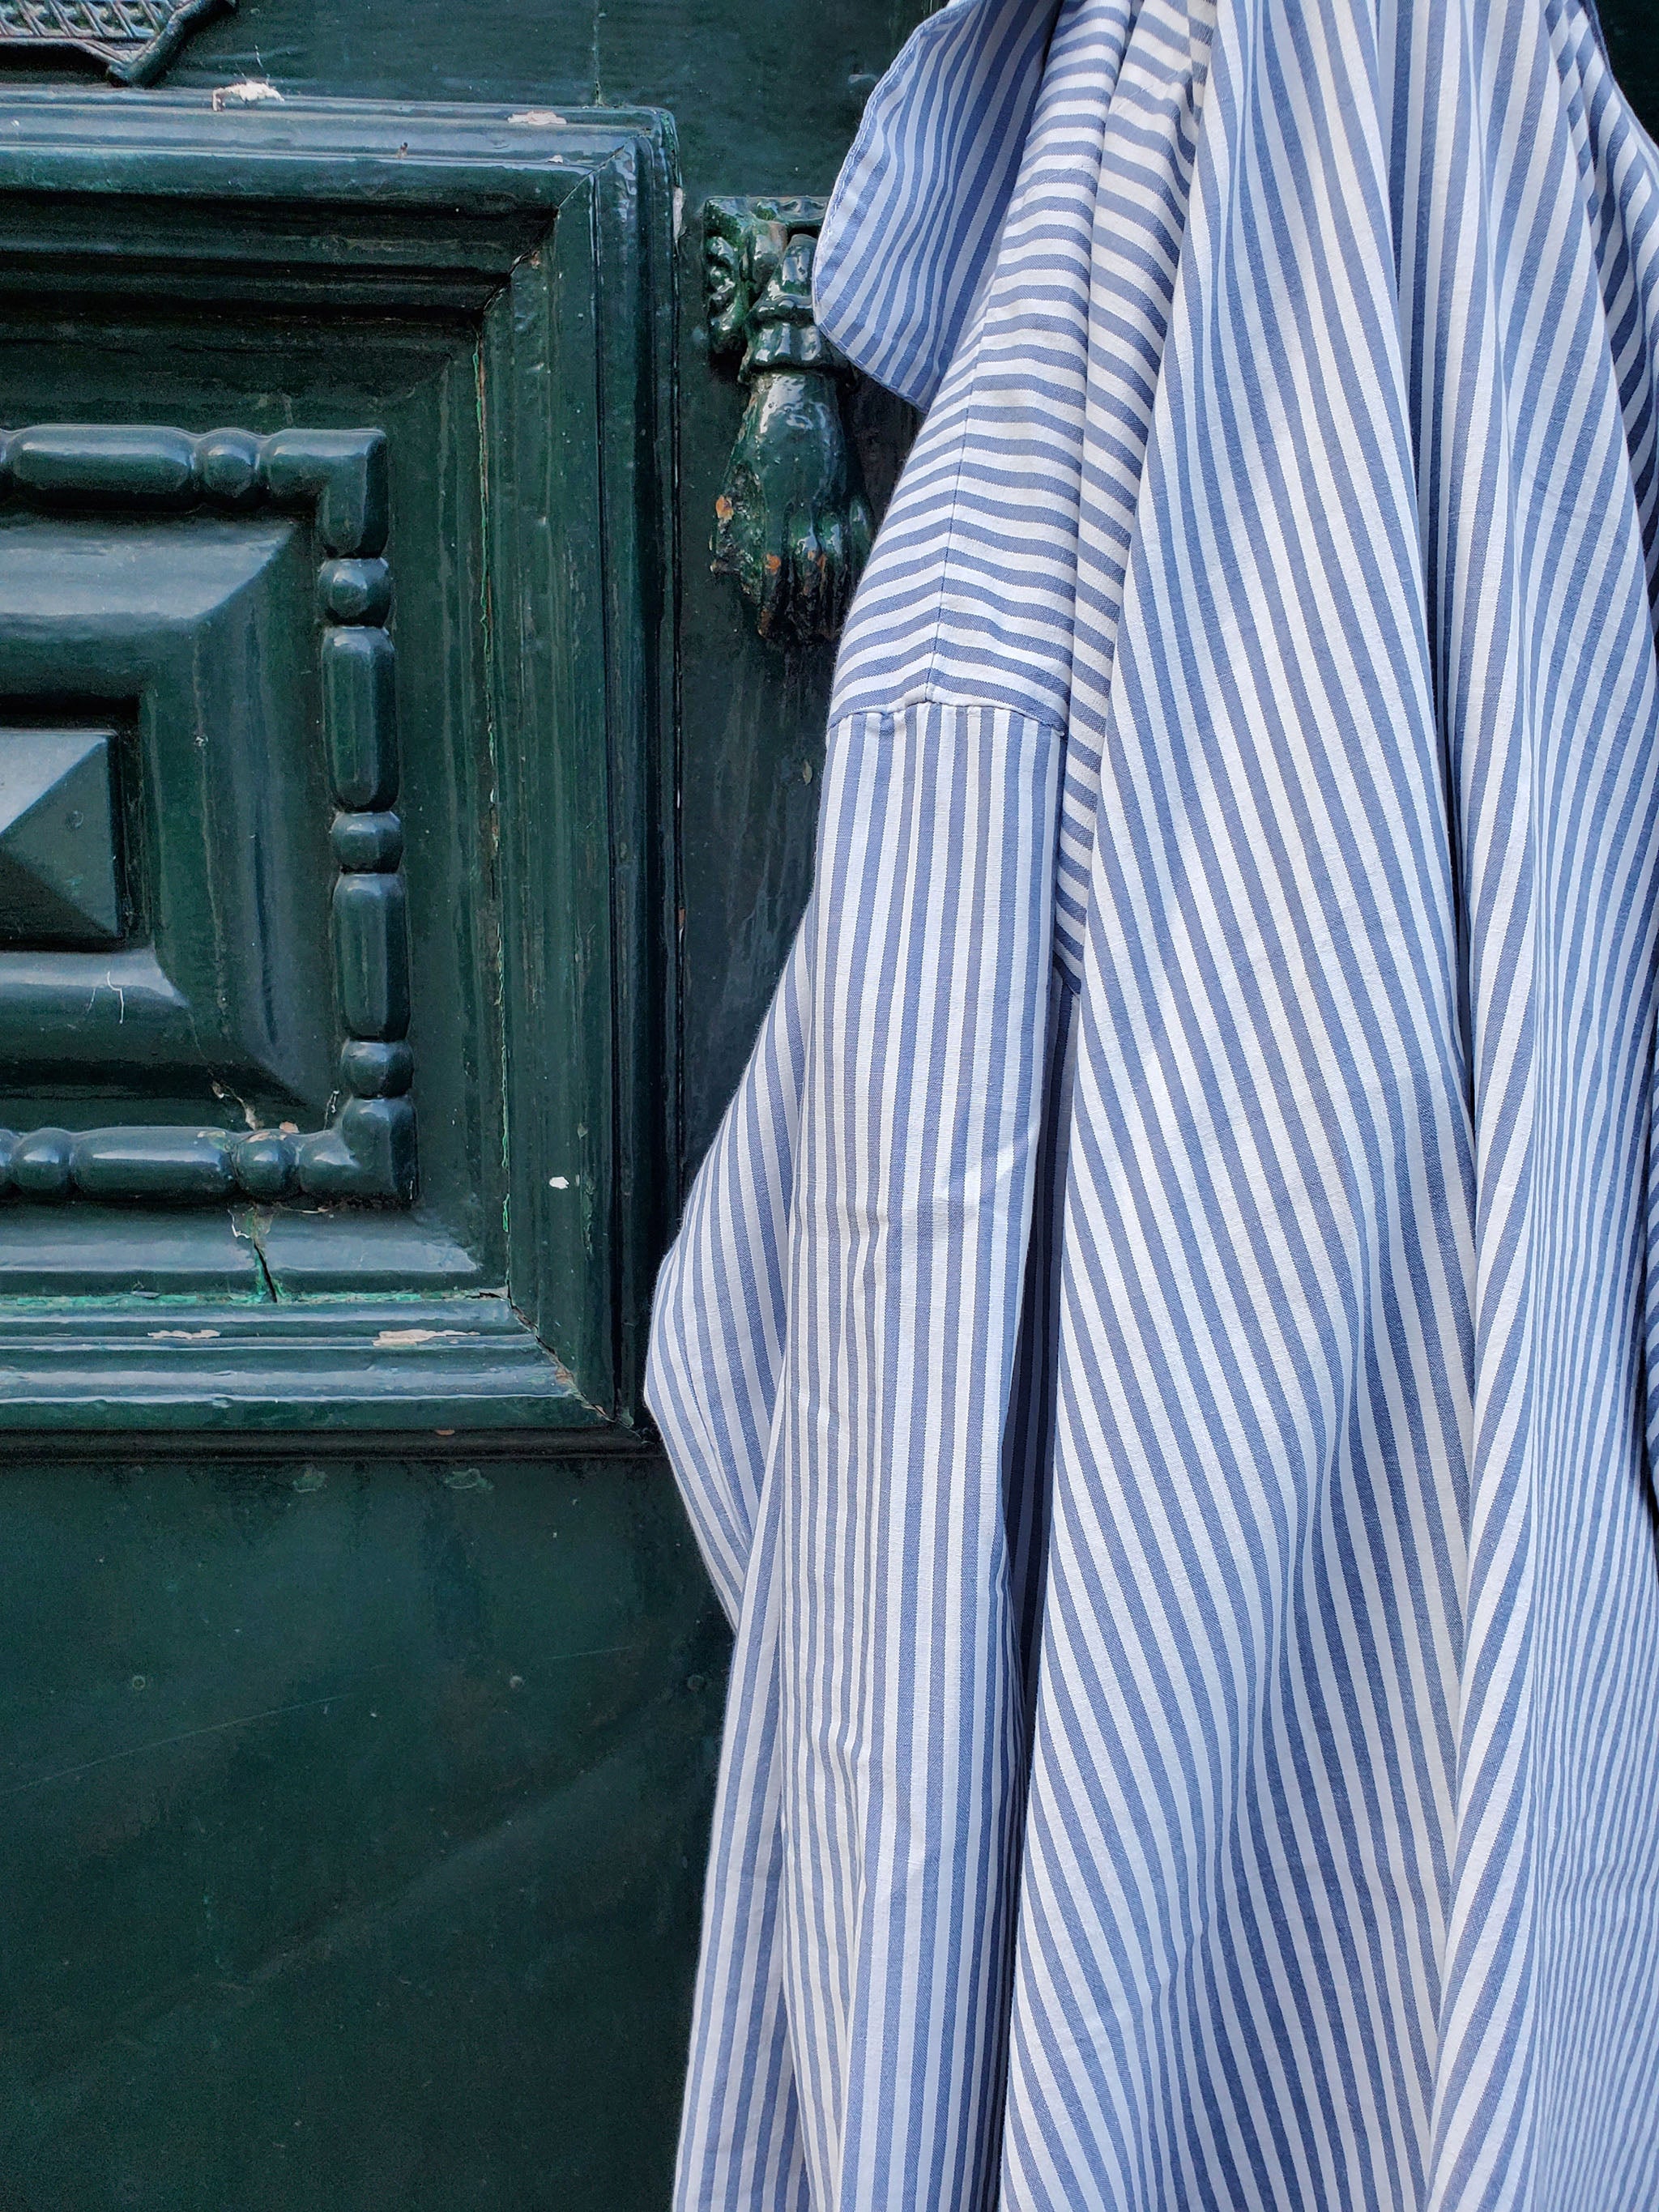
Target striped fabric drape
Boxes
[648,0,1659,2202]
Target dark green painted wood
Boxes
[0,1301,603,1428]
[0,730,122,945]
[2,2,1647,2207]
[0,1208,265,1296]
[0,8,929,2208]
[322,632,399,812]
[1,2,936,1175]
[122,0,937,1171]
[0,1451,727,2212]
[0,94,676,1416]
[0,513,331,1118]
[0,0,234,84]
[0,419,420,1204]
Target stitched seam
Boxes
[825,705,1067,742]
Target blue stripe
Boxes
[651,0,1659,2201]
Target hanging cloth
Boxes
[647,0,1659,2201]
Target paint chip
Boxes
[213,79,284,108]
[148,1328,220,1342]
[510,109,566,125]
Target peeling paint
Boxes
[211,79,284,108]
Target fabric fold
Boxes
[651,0,1659,2201]
[659,705,1063,2212]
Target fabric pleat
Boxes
[649,0,1659,2201]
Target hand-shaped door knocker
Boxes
[704,197,874,646]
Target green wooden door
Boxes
[0,8,925,2206]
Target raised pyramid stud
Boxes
[0,729,121,947]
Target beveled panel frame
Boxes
[0,422,417,1204]
[0,94,678,1433]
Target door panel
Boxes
[0,95,676,1426]
[0,8,940,2206]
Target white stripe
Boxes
[650,0,1659,2199]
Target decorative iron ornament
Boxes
[0,0,234,87]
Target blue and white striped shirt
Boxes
[649,0,1659,2201]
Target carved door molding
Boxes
[0,94,677,1430]
[0,423,417,1204]
[0,0,233,85]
